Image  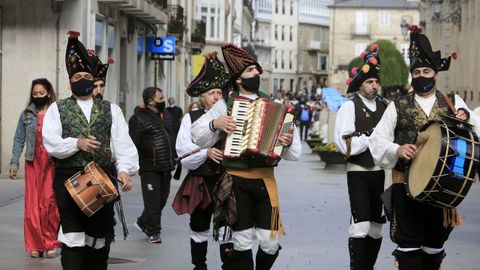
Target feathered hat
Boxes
[346,43,381,93]
[408,25,457,72]
[221,43,263,80]
[185,52,231,97]
[65,31,97,78]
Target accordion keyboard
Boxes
[224,99,251,158]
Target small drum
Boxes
[407,121,479,208]
[64,162,118,217]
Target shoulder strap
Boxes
[443,93,457,114]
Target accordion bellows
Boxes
[224,97,295,165]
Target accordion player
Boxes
[223,96,295,165]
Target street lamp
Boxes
[400,19,409,40]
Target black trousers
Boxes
[299,121,310,140]
[231,176,273,231]
[53,167,116,270]
[137,170,172,235]
[190,175,219,233]
[347,170,386,224]
[390,183,453,249]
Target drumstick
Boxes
[416,132,429,147]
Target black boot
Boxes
[365,236,382,270]
[393,249,423,270]
[255,247,279,270]
[233,249,254,270]
[85,246,109,270]
[191,239,208,270]
[219,243,234,270]
[349,237,368,270]
[60,244,86,270]
[422,251,445,270]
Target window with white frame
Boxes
[198,0,223,41]
[281,26,285,41]
[274,25,278,40]
[356,11,368,34]
[290,0,293,15]
[355,43,366,57]
[274,50,278,68]
[289,26,293,42]
[289,51,292,69]
[379,11,390,27]
[281,50,284,69]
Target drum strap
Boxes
[443,94,457,114]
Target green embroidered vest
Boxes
[222,91,273,169]
[393,91,453,171]
[56,96,113,168]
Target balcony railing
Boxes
[167,4,185,40]
[191,20,206,45]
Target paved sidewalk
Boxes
[0,143,479,269]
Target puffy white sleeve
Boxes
[454,95,480,137]
[176,113,208,171]
[191,100,227,148]
[110,104,139,175]
[334,101,369,156]
[42,102,80,159]
[368,102,400,169]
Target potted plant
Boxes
[313,143,346,164]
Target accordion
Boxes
[224,96,295,165]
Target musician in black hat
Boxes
[369,25,480,270]
[173,52,233,270]
[334,44,387,270]
[42,31,138,270]
[190,44,302,270]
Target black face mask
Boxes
[32,96,49,107]
[71,78,94,97]
[155,101,166,112]
[411,76,436,94]
[241,75,260,93]
[94,93,104,100]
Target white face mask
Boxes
[191,107,199,111]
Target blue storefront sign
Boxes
[146,36,176,60]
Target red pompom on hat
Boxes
[346,78,353,85]
[67,30,80,39]
[351,67,359,75]
[370,43,379,52]
[451,52,457,60]
[107,58,115,64]
[359,51,368,58]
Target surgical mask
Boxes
[241,75,260,93]
[32,96,49,107]
[411,76,436,94]
[71,78,94,97]
[155,101,166,112]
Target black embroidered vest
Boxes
[56,96,112,168]
[393,91,454,171]
[347,94,386,167]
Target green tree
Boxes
[348,40,409,98]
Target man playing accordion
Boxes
[191,44,302,270]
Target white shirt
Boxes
[334,94,382,171]
[176,111,209,170]
[369,93,480,169]
[191,93,302,161]
[42,97,139,175]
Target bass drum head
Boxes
[408,122,442,197]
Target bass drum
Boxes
[406,121,479,208]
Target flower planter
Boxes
[306,139,325,149]
[317,151,346,164]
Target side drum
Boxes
[406,121,479,208]
[64,161,118,217]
